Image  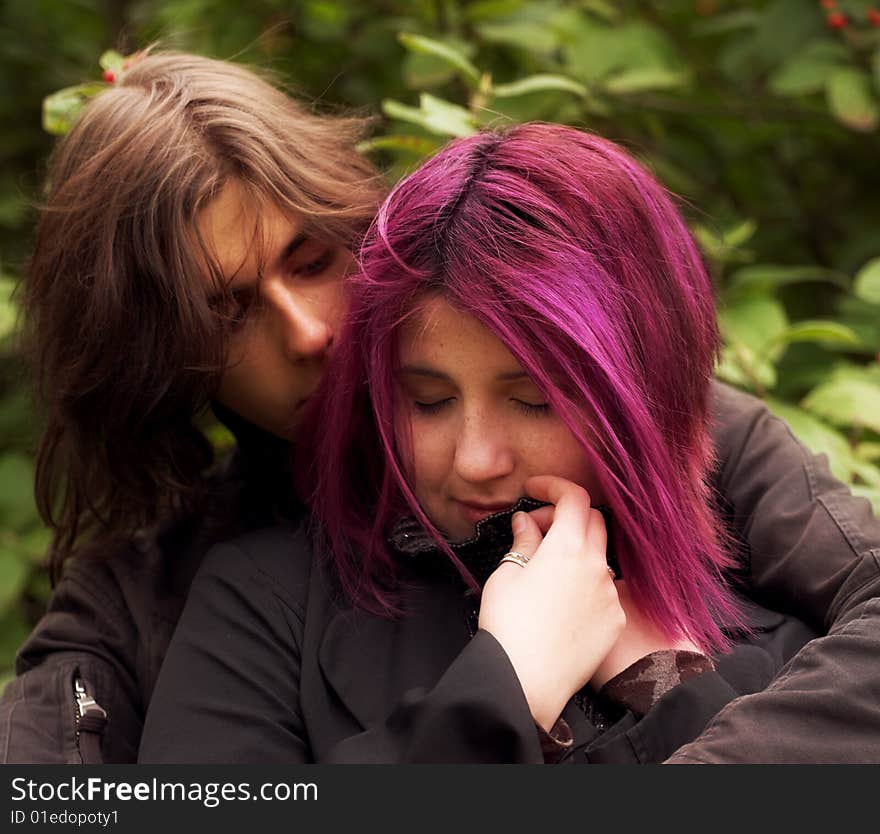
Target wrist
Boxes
[484,630,569,731]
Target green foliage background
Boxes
[1,0,879,686]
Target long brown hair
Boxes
[22,50,384,579]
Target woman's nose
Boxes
[264,280,335,362]
[453,414,516,484]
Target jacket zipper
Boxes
[73,674,107,757]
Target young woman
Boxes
[139,124,880,763]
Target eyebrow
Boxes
[207,231,310,305]
[398,365,529,382]
[276,232,309,269]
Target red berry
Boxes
[820,0,836,8]
[102,69,116,83]
[826,11,848,28]
[868,8,880,26]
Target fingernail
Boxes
[512,512,525,535]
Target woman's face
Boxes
[201,179,351,440]
[396,296,601,541]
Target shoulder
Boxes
[194,520,320,616]
[708,380,808,485]
[709,381,771,444]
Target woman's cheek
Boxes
[409,422,452,500]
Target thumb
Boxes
[509,510,544,560]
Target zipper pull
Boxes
[74,676,107,724]
[73,674,108,763]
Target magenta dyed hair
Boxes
[302,122,743,651]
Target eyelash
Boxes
[413,399,550,417]
[216,292,255,332]
[291,248,335,277]
[414,399,452,415]
[515,401,551,417]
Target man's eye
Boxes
[215,291,255,331]
[290,246,336,277]
[414,399,453,415]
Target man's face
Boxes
[200,180,351,440]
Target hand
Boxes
[590,581,703,690]
[478,475,626,731]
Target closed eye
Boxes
[213,288,258,331]
[414,399,454,415]
[513,400,550,417]
[288,244,338,279]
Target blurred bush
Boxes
[1,0,879,685]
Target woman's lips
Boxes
[454,500,516,525]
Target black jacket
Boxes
[137,520,817,764]
[3,383,880,763]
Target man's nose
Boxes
[453,413,516,484]
[264,280,334,361]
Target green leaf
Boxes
[802,378,880,434]
[851,459,880,489]
[0,607,31,674]
[763,398,855,482]
[722,219,757,249]
[492,74,587,98]
[825,362,880,386]
[382,95,477,138]
[0,546,30,614]
[716,345,776,392]
[768,40,848,97]
[856,442,880,463]
[357,135,441,158]
[579,0,621,23]
[0,454,38,530]
[0,278,17,341]
[854,257,880,305]
[850,485,880,516]
[42,83,104,136]
[727,264,850,294]
[398,33,481,86]
[19,526,51,564]
[694,219,757,266]
[872,48,880,94]
[770,320,862,349]
[717,297,790,392]
[402,52,457,89]
[602,67,688,95]
[203,420,236,454]
[564,20,680,85]
[462,1,529,24]
[827,67,880,133]
[719,296,788,356]
[99,50,125,74]
[690,10,761,37]
[476,20,559,54]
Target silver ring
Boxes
[499,550,531,569]
[607,566,616,580]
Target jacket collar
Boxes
[210,402,302,523]
[317,500,536,728]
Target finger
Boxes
[524,475,593,538]
[527,505,554,535]
[584,508,608,565]
[508,510,544,561]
